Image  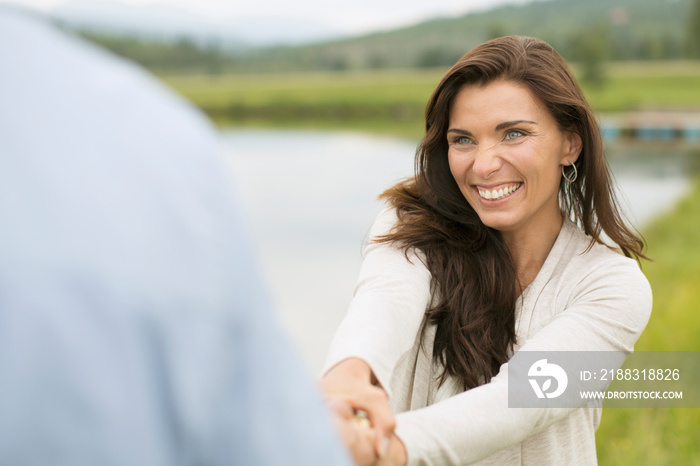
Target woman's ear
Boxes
[563,132,583,164]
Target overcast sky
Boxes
[11,0,536,33]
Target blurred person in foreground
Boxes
[0,5,373,465]
[321,36,652,465]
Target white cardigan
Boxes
[324,207,652,465]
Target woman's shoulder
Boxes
[564,219,639,264]
[561,220,651,295]
[369,204,401,237]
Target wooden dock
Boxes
[599,111,700,143]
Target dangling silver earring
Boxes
[562,162,578,183]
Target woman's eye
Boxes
[505,130,524,140]
[454,136,472,145]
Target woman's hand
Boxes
[376,433,408,466]
[329,398,378,466]
[321,358,396,459]
[330,399,408,466]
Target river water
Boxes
[219,128,697,374]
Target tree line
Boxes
[68,0,700,78]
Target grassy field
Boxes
[586,61,700,112]
[596,176,700,465]
[160,60,700,137]
[160,68,436,137]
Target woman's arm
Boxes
[321,207,432,458]
[391,257,653,465]
[323,207,433,396]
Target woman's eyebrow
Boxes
[446,128,474,136]
[495,120,537,131]
[447,120,537,135]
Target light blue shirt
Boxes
[0,6,350,465]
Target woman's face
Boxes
[446,80,581,236]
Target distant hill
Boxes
[244,0,693,71]
[62,0,695,73]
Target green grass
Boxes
[596,176,700,466]
[160,69,439,137]
[584,61,700,112]
[160,61,700,135]
[635,179,700,351]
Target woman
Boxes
[321,35,652,465]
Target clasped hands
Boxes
[320,358,407,466]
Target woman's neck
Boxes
[502,214,564,294]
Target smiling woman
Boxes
[446,81,582,244]
[320,35,653,466]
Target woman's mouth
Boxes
[477,183,522,201]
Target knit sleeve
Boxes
[322,206,433,398]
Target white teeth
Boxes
[478,183,520,201]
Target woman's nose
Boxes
[471,143,503,179]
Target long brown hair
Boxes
[376,36,646,390]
